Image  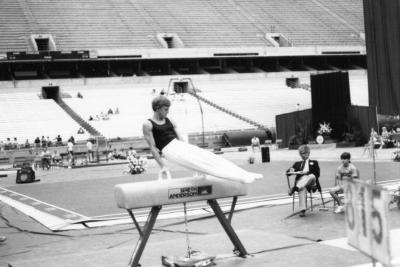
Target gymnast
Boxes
[142,95,263,183]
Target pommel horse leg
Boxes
[128,206,162,267]
[207,199,248,257]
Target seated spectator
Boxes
[116,149,126,159]
[329,152,359,213]
[77,127,85,134]
[88,115,94,121]
[115,107,120,114]
[107,108,113,115]
[77,92,83,98]
[286,145,320,217]
[107,149,117,160]
[108,149,124,160]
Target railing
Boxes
[58,99,102,137]
[188,91,266,129]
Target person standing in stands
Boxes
[41,136,47,148]
[86,139,94,162]
[34,137,41,154]
[24,139,31,149]
[68,136,75,145]
[13,137,19,149]
[56,135,63,146]
[67,140,74,168]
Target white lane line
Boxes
[0,186,87,218]
[0,194,85,231]
[0,186,89,231]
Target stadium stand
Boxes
[62,86,256,139]
[0,0,32,53]
[0,0,364,53]
[0,94,90,143]
[233,0,364,46]
[197,86,312,128]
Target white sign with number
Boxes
[344,180,391,265]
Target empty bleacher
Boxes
[0,93,90,143]
[0,0,364,53]
[233,0,364,46]
[62,85,256,139]
[0,0,32,53]
[197,85,312,128]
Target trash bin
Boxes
[261,146,270,163]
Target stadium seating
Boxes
[0,0,364,53]
[0,0,32,53]
[232,0,364,46]
[63,86,256,139]
[0,94,89,144]
[197,86,312,128]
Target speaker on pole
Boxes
[261,146,270,163]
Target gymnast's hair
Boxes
[152,95,171,111]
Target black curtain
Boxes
[223,129,271,147]
[276,109,312,148]
[311,71,351,139]
[347,105,377,143]
[364,0,400,115]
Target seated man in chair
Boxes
[287,145,320,217]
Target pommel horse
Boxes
[114,176,249,267]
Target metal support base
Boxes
[128,206,161,267]
[126,197,248,266]
[207,199,248,257]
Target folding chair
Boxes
[286,174,325,212]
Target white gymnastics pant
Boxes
[162,139,263,183]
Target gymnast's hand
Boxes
[158,166,171,180]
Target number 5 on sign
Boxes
[344,180,391,266]
[370,187,391,265]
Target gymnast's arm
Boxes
[169,117,186,142]
[142,120,165,169]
